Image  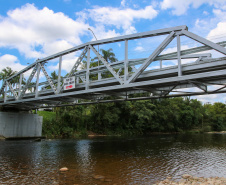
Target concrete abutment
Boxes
[0,112,43,139]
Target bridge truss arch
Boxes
[0,25,226,110]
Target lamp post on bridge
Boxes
[88,28,101,80]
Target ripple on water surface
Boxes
[0,134,226,184]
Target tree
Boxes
[92,48,118,66]
[89,102,121,134]
[0,67,16,80]
[81,48,118,80]
[0,67,26,98]
[0,67,19,86]
[205,102,226,131]
[100,48,118,63]
[51,71,58,80]
[45,71,62,90]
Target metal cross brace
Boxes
[189,80,207,92]
[181,30,226,55]
[68,46,88,77]
[160,84,178,97]
[39,63,57,94]
[19,64,38,99]
[6,81,18,100]
[126,31,176,84]
[89,45,123,84]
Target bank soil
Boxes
[155,174,226,185]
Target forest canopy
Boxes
[40,98,226,138]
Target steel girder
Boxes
[0,25,226,110]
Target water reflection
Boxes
[0,134,225,184]
[76,140,92,169]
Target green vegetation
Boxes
[0,67,26,85]
[0,67,18,82]
[39,98,226,138]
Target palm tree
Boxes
[94,48,118,63]
[80,48,118,79]
[0,67,23,88]
[0,67,17,81]
[0,67,23,97]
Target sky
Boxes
[0,0,226,103]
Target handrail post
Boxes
[177,35,182,76]
[124,40,128,82]
[35,64,41,98]
[57,56,62,93]
[86,46,90,90]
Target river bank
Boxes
[155,174,226,185]
[43,130,226,139]
[206,131,226,134]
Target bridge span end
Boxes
[0,112,42,139]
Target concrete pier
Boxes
[0,112,42,138]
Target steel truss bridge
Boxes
[0,25,226,110]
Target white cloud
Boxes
[88,25,121,40]
[134,46,145,52]
[161,45,190,55]
[146,65,160,70]
[196,9,226,57]
[121,0,126,7]
[203,11,209,15]
[77,5,158,35]
[0,3,89,59]
[0,54,26,72]
[42,40,74,57]
[212,8,226,20]
[161,0,226,15]
[205,21,226,57]
[207,21,226,42]
[0,4,137,82]
[0,54,47,80]
[48,57,80,73]
[193,8,226,45]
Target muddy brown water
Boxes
[0,133,226,184]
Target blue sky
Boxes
[0,0,226,103]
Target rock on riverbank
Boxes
[154,174,226,185]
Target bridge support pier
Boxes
[0,112,42,139]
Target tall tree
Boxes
[98,48,118,63]
[81,48,118,79]
[0,67,17,81]
[0,67,22,87]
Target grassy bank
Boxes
[38,110,87,138]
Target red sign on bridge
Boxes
[64,77,75,90]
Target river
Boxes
[0,133,226,184]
